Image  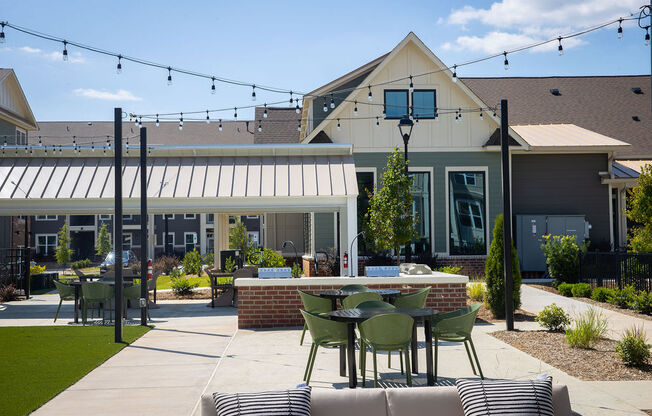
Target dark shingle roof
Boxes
[462,75,651,158]
[253,107,300,144]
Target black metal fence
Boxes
[580,252,652,292]
[0,247,31,298]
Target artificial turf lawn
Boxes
[0,325,150,416]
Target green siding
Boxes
[314,213,335,252]
[354,152,502,253]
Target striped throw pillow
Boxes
[456,377,554,416]
[212,387,311,416]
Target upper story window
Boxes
[36,215,57,221]
[15,128,27,146]
[184,214,196,220]
[384,90,409,119]
[411,90,437,119]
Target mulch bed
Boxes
[527,284,652,323]
[468,298,536,324]
[155,289,213,300]
[492,330,652,381]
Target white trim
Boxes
[235,274,468,287]
[163,214,175,220]
[608,184,614,250]
[123,215,133,220]
[184,231,198,252]
[184,214,196,220]
[35,233,57,256]
[444,166,490,256]
[408,166,435,255]
[122,233,133,250]
[355,167,378,186]
[99,214,111,220]
[35,215,57,221]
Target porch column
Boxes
[213,213,220,270]
[346,196,358,277]
[199,214,207,255]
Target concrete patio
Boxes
[1,290,651,415]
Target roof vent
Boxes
[632,87,643,94]
[550,88,561,96]
[632,116,641,121]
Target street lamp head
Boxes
[398,115,414,144]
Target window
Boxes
[384,90,409,119]
[184,214,196,220]
[36,234,57,256]
[356,171,375,255]
[163,214,175,220]
[15,128,27,146]
[164,232,175,247]
[184,232,197,253]
[207,214,214,223]
[247,231,259,249]
[448,171,486,255]
[36,215,57,221]
[99,214,111,220]
[207,232,214,254]
[411,90,437,119]
[123,215,133,221]
[408,171,431,255]
[122,233,132,249]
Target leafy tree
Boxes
[627,164,652,253]
[55,224,72,266]
[485,214,522,318]
[364,147,418,266]
[95,223,112,257]
[541,235,585,283]
[181,249,203,276]
[229,218,255,259]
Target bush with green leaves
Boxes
[615,326,651,366]
[95,223,112,257]
[169,267,184,279]
[466,282,485,302]
[591,287,614,303]
[535,303,571,332]
[181,249,203,276]
[630,291,652,315]
[203,251,214,268]
[55,224,72,265]
[557,282,574,297]
[70,258,91,270]
[229,219,255,260]
[607,285,637,308]
[291,263,303,278]
[484,214,522,319]
[626,164,652,253]
[224,256,237,273]
[248,248,286,268]
[565,307,608,349]
[541,234,585,284]
[30,264,46,275]
[571,283,592,298]
[437,265,463,274]
[171,275,199,296]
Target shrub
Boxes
[485,214,522,319]
[248,248,286,268]
[30,264,46,275]
[607,285,637,308]
[565,307,608,348]
[536,303,571,332]
[70,259,91,270]
[55,224,72,265]
[541,235,585,284]
[0,284,19,302]
[153,255,179,275]
[557,282,574,297]
[466,282,486,302]
[591,287,614,303]
[292,263,303,278]
[169,267,184,279]
[630,291,652,315]
[181,250,203,276]
[615,326,651,366]
[171,276,199,296]
[224,256,237,273]
[203,251,214,268]
[571,283,592,298]
[437,265,463,274]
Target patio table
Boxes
[328,307,437,388]
[68,280,136,324]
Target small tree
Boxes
[364,147,418,266]
[541,235,584,283]
[485,214,522,318]
[181,249,203,276]
[55,224,72,266]
[627,164,652,253]
[229,218,254,259]
[95,224,112,257]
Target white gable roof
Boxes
[0,69,38,131]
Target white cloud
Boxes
[19,46,42,54]
[18,45,85,63]
[73,88,142,101]
[442,31,585,54]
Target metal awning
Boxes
[0,144,358,215]
[511,124,631,151]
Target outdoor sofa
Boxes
[201,384,572,416]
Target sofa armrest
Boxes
[552,384,572,416]
[200,393,216,416]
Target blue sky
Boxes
[1,0,649,121]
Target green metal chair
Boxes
[359,313,414,387]
[432,304,483,382]
[393,286,431,309]
[81,282,114,325]
[53,280,75,322]
[340,284,369,292]
[298,290,333,345]
[355,301,403,371]
[122,284,150,321]
[300,309,349,386]
[342,292,382,309]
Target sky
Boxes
[1,0,650,122]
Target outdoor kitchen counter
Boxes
[235,274,469,329]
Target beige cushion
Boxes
[201,393,215,416]
[552,384,572,416]
[311,388,388,416]
[386,386,463,416]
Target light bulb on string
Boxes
[330,93,335,109]
[0,23,5,44]
[368,86,373,102]
[382,107,386,118]
[116,55,122,74]
[646,28,650,46]
[376,116,379,127]
[558,37,563,56]
[409,75,414,93]
[289,91,293,105]
[354,101,358,115]
[297,120,301,132]
[206,110,210,124]
[103,145,106,155]
[452,65,457,83]
[25,145,28,154]
[409,106,414,120]
[134,117,139,127]
[479,111,483,120]
[91,143,95,152]
[251,85,256,101]
[106,137,111,149]
[148,147,151,156]
[617,19,623,39]
[337,119,341,130]
[38,136,42,146]
[59,145,62,155]
[263,104,268,118]
[458,108,462,120]
[179,113,183,131]
[295,99,301,114]
[138,118,142,128]
[323,99,328,112]
[62,40,68,61]
[211,77,216,95]
[455,112,459,123]
[72,137,77,154]
[167,67,173,85]
[257,121,262,132]
[415,117,419,125]
[234,107,238,119]
[155,115,160,127]
[44,146,47,155]
[218,120,223,132]
[503,52,509,70]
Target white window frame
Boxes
[35,215,58,221]
[444,166,489,256]
[35,233,57,256]
[184,214,196,220]
[408,166,435,256]
[122,233,133,249]
[355,167,378,189]
[122,215,133,221]
[184,232,197,252]
[163,232,175,247]
[163,214,175,220]
[99,214,111,220]
[15,127,27,146]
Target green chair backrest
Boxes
[53,280,75,300]
[359,313,414,348]
[393,286,431,309]
[123,284,144,300]
[342,292,382,309]
[340,284,369,292]
[356,300,396,309]
[298,290,332,314]
[81,282,112,303]
[300,309,348,345]
[432,304,481,337]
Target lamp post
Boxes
[349,231,365,277]
[282,240,299,276]
[398,115,414,262]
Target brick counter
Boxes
[235,275,469,329]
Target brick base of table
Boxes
[235,275,468,329]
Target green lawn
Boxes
[0,325,150,416]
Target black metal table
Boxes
[68,280,135,324]
[329,307,437,388]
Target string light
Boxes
[458,108,462,120]
[257,121,262,132]
[179,113,183,131]
[479,111,483,120]
[72,136,77,153]
[646,28,650,46]
[354,101,358,115]
[368,86,373,102]
[116,55,122,74]
[322,99,328,112]
[337,118,341,130]
[91,143,95,152]
[296,120,301,132]
[106,137,110,149]
[62,40,68,61]
[376,116,379,127]
[167,67,173,85]
[218,119,223,131]
[0,22,5,44]
[233,107,238,119]
[503,52,509,70]
[618,18,623,39]
[133,116,139,127]
[38,136,42,146]
[330,93,335,109]
[205,110,210,124]
[409,75,414,93]
[289,91,294,105]
[251,85,256,101]
[263,104,268,118]
[138,117,143,128]
[295,100,301,114]
[452,65,457,83]
[211,77,216,94]
[558,37,564,56]
[155,115,160,127]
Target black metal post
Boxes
[24,217,30,299]
[164,215,169,255]
[139,127,148,326]
[500,99,515,331]
[114,108,123,343]
[403,134,411,263]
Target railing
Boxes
[579,252,652,292]
[0,247,31,298]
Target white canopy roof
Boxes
[511,124,630,151]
